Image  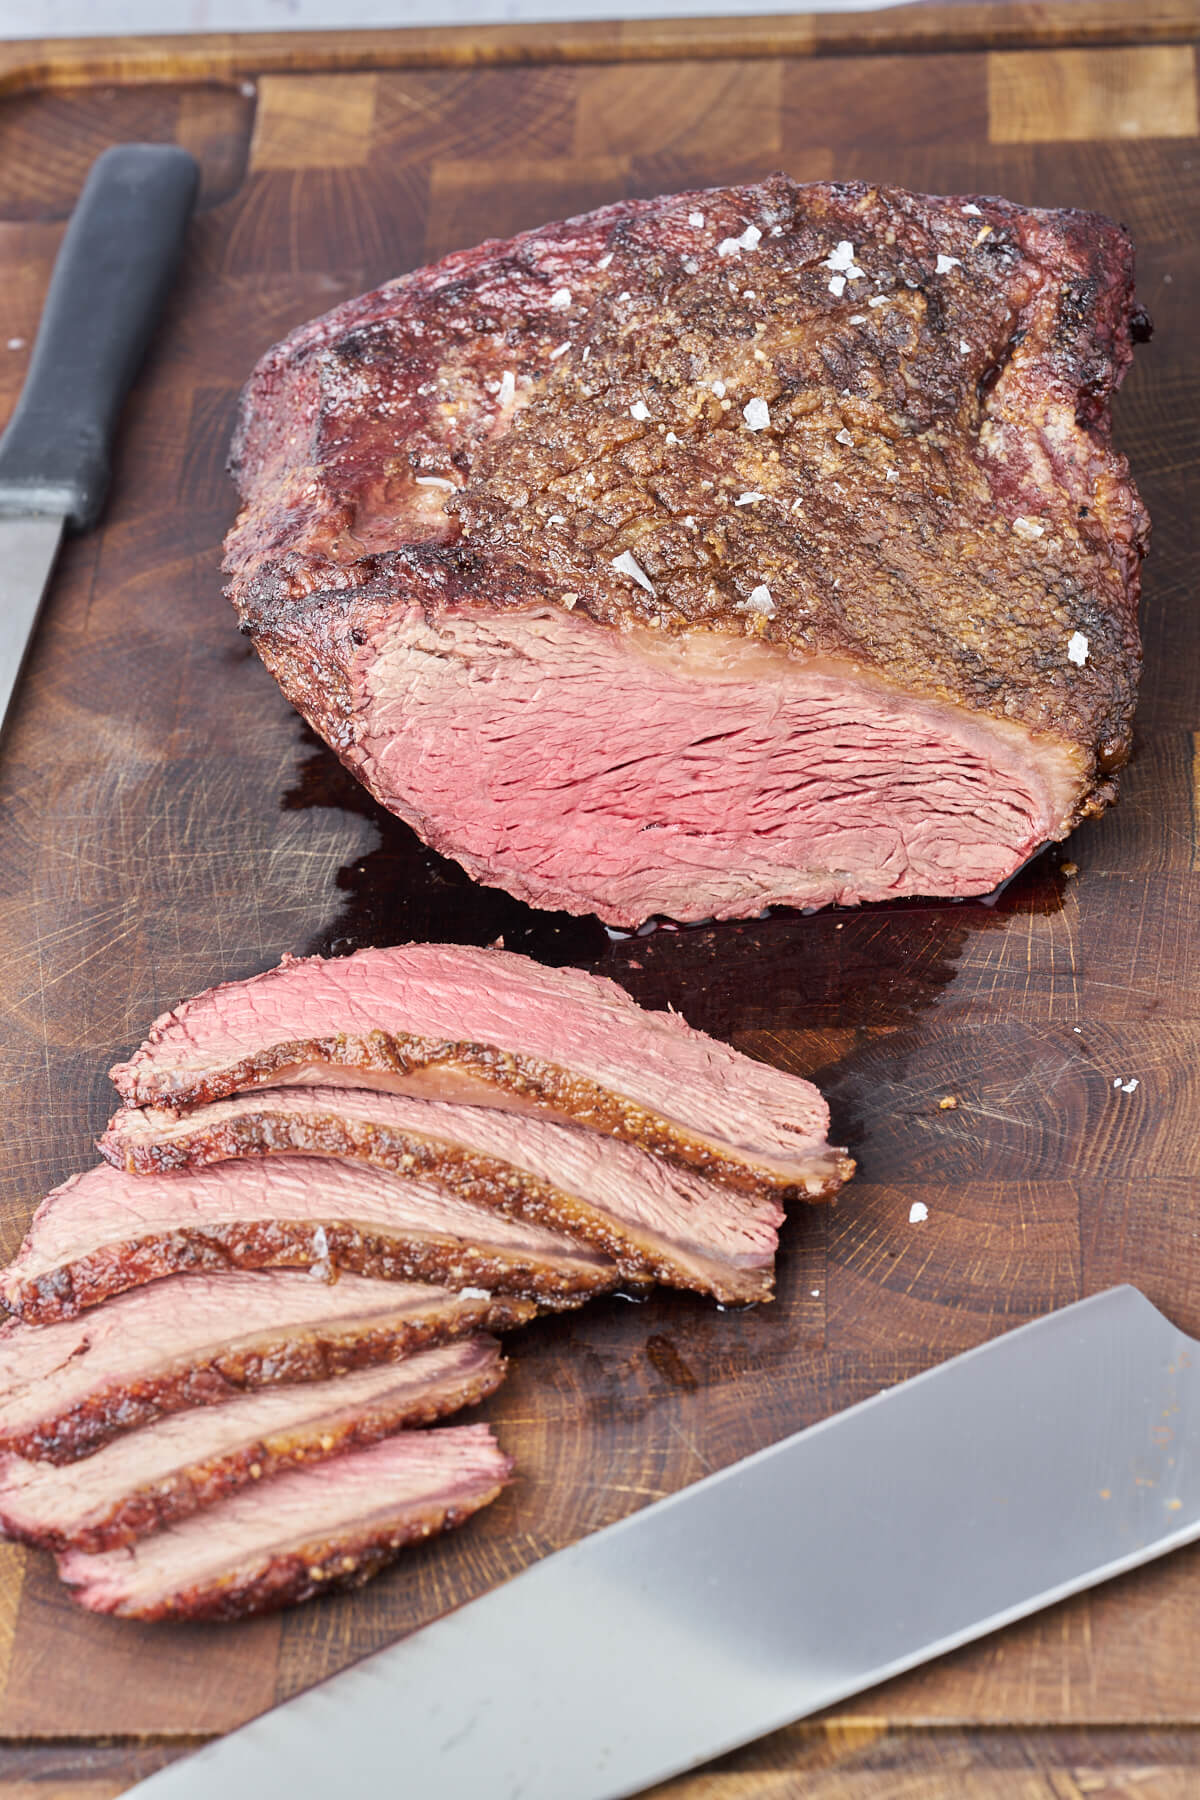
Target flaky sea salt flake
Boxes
[740,583,776,618]
[612,550,656,596]
[743,397,770,431]
[823,241,860,273]
[1067,630,1090,666]
[688,210,705,227]
[629,401,650,421]
[549,286,572,310]
[909,1202,929,1224]
[721,223,761,256]
[935,254,961,274]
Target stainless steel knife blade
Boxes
[128,1285,1200,1800]
[0,516,62,734]
[0,144,197,741]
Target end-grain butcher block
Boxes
[108,942,852,1204]
[0,1336,504,1553]
[57,1423,513,1620]
[225,175,1147,927]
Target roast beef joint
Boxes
[226,176,1147,926]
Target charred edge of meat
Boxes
[98,1107,772,1303]
[2,1302,535,1466]
[111,1033,854,1204]
[59,1484,511,1621]
[6,1221,612,1326]
[1,1356,507,1554]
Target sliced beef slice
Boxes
[57,1422,512,1619]
[108,942,852,1201]
[0,1335,504,1553]
[5,1153,613,1324]
[225,177,1146,927]
[0,1269,531,1463]
[102,1085,785,1304]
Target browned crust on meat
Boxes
[100,1100,780,1305]
[9,1216,612,1325]
[225,174,1148,839]
[60,1479,510,1620]
[2,1297,533,1466]
[4,1348,507,1555]
[107,1034,853,1206]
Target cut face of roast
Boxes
[346,612,1081,924]
[0,1335,504,1553]
[6,1152,614,1323]
[0,1269,532,1463]
[108,942,852,1202]
[225,175,1146,927]
[56,1422,513,1619]
[102,1084,787,1304]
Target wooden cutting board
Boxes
[0,5,1198,1793]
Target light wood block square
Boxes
[0,1545,23,1701]
[989,47,1199,143]
[574,59,781,160]
[250,73,378,170]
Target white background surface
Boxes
[1,0,908,37]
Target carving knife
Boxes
[0,144,198,739]
[130,1285,1200,1800]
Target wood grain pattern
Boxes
[574,60,783,158]
[989,45,1200,140]
[8,1726,1200,1799]
[1,2,1199,98]
[250,73,378,170]
[0,11,1197,1797]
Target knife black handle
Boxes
[0,144,199,533]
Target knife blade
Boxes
[0,143,199,738]
[129,1284,1200,1800]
